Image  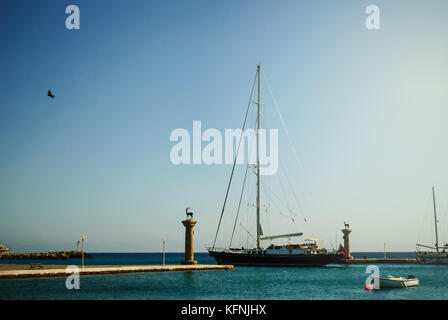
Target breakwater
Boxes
[0,250,90,260]
[0,264,234,279]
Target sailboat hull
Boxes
[417,252,448,264]
[209,250,345,267]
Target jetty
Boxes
[0,213,236,279]
[0,250,89,260]
[0,264,233,279]
[334,225,420,264]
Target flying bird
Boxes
[47,90,55,99]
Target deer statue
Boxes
[186,207,193,219]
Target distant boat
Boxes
[208,65,345,267]
[416,187,448,264]
[0,243,11,253]
[374,275,419,288]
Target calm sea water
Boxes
[1,252,447,300]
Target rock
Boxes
[0,250,91,260]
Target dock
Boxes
[0,264,234,279]
[337,225,420,265]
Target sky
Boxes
[1,0,448,252]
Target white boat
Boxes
[373,275,419,288]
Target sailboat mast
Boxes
[432,186,439,252]
[256,64,261,250]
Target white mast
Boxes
[256,64,262,249]
[432,186,439,252]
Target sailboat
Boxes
[208,65,345,266]
[416,187,448,264]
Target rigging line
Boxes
[229,164,250,248]
[212,70,258,249]
[260,179,295,215]
[271,167,295,226]
[260,180,296,225]
[260,69,311,230]
[234,115,260,248]
[266,197,294,226]
[277,157,316,237]
[276,165,294,216]
[259,110,273,234]
[418,191,435,243]
[246,205,251,246]
[262,170,270,235]
[261,68,302,169]
[240,223,257,242]
[258,141,313,236]
[229,163,249,248]
[279,160,309,223]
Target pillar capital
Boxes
[182,219,197,228]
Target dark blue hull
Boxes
[209,250,345,267]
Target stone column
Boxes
[341,228,353,259]
[182,219,197,265]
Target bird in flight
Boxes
[47,90,55,99]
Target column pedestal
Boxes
[341,228,353,260]
[182,219,197,265]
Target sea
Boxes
[0,252,447,300]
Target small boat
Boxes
[374,275,419,288]
[0,243,11,254]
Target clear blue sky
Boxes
[1,0,447,252]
